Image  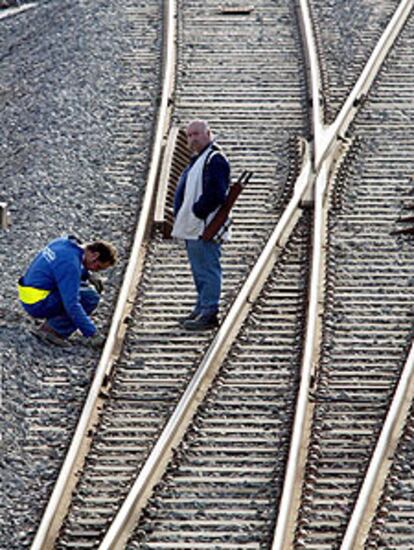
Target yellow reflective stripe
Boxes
[18,284,51,305]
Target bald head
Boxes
[186,119,212,153]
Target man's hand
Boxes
[89,274,104,294]
[86,333,106,349]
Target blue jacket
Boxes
[174,143,230,220]
[21,236,96,337]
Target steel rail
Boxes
[271,2,330,545]
[327,1,414,547]
[271,1,413,549]
[98,142,314,550]
[294,0,324,160]
[314,0,413,172]
[0,2,37,20]
[271,157,332,550]
[341,344,414,549]
[29,1,177,548]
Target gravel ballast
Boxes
[0,1,161,546]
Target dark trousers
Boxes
[22,283,99,337]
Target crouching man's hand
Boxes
[87,333,106,349]
[89,274,104,294]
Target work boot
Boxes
[183,313,219,331]
[34,322,70,348]
[178,311,198,326]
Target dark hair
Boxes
[86,241,117,266]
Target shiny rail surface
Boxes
[1,3,165,547]
[0,2,36,20]
[342,9,414,548]
[367,400,414,548]
[124,216,312,549]
[98,144,313,549]
[342,341,414,548]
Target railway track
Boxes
[291,4,414,549]
[368,400,414,549]
[24,0,414,549]
[31,0,308,548]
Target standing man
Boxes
[18,235,117,347]
[172,119,230,331]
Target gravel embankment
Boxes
[0,1,161,546]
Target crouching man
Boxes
[18,235,117,347]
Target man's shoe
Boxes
[178,311,199,326]
[183,313,219,331]
[34,322,70,348]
